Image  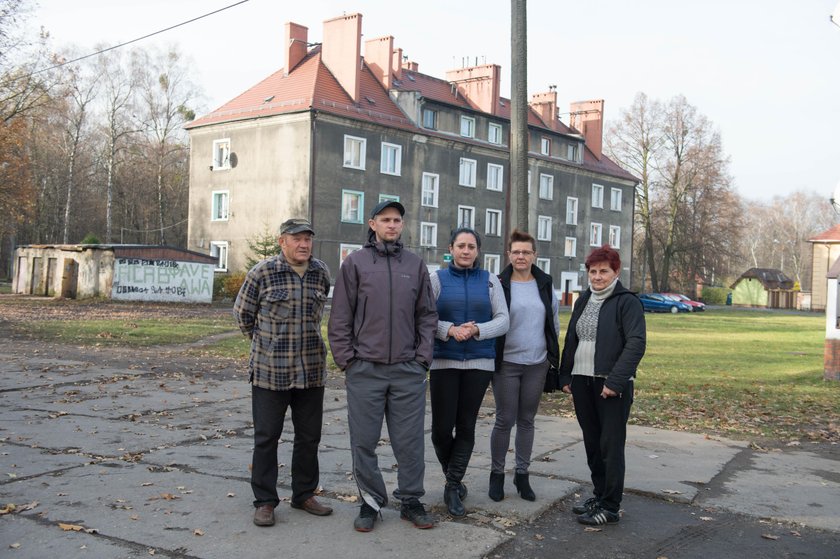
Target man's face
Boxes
[368,207,403,243]
[279,232,313,265]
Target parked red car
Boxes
[662,293,706,312]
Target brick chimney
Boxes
[322,13,363,102]
[570,99,604,160]
[403,60,419,72]
[530,90,558,131]
[445,64,501,115]
[364,35,394,89]
[284,22,308,76]
[391,47,403,82]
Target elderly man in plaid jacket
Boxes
[234,218,333,527]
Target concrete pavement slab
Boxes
[0,443,90,481]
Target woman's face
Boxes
[450,232,479,268]
[588,260,618,290]
[509,241,535,273]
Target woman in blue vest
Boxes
[430,227,509,517]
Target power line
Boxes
[33,0,251,76]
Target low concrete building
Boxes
[13,245,217,303]
[730,267,796,309]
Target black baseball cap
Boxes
[370,200,405,220]
[279,218,315,235]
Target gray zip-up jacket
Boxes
[328,236,437,370]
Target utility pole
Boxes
[510,0,528,232]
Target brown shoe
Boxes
[253,504,275,526]
[291,496,333,516]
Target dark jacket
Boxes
[328,236,438,370]
[233,253,331,391]
[558,280,646,395]
[434,266,495,361]
[495,264,560,369]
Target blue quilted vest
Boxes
[434,266,496,361]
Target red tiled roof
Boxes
[808,223,840,242]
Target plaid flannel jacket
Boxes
[233,253,331,391]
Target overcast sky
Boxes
[30,0,840,202]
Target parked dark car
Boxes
[662,293,706,312]
[638,293,692,313]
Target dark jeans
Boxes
[251,385,324,508]
[429,368,493,484]
[570,375,634,513]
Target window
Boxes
[537,215,552,241]
[536,258,551,274]
[459,158,477,187]
[211,190,229,221]
[485,209,502,236]
[487,163,504,191]
[564,237,577,257]
[379,193,400,203]
[341,190,364,223]
[590,222,603,246]
[343,135,366,169]
[488,123,503,144]
[566,197,578,225]
[380,142,402,175]
[210,241,228,272]
[422,108,437,129]
[527,170,531,194]
[460,116,475,138]
[457,205,475,229]
[540,137,550,155]
[610,188,622,211]
[420,222,438,247]
[592,183,604,208]
[339,243,362,265]
[539,173,554,200]
[484,254,500,274]
[567,143,578,162]
[421,173,439,207]
[212,139,230,170]
[609,225,621,248]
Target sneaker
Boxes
[577,505,620,526]
[571,497,599,515]
[354,503,378,532]
[400,499,435,529]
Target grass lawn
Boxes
[23,316,236,346]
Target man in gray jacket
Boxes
[328,200,438,532]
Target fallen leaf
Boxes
[761,533,779,540]
[534,534,544,541]
[662,489,682,495]
[10,543,21,549]
[699,516,714,521]
[790,530,801,537]
[193,528,204,536]
[226,492,235,498]
[130,515,139,521]
[141,482,153,487]
[59,523,85,532]
[337,494,358,503]
[0,504,16,515]
[148,549,156,556]
[584,527,602,532]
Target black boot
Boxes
[514,471,536,501]
[444,483,466,517]
[488,472,505,502]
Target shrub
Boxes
[222,272,246,299]
[700,286,730,305]
[80,233,101,244]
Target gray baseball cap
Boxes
[279,218,315,235]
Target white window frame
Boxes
[343,135,366,170]
[609,225,621,248]
[487,163,504,192]
[212,139,230,170]
[566,197,578,225]
[459,158,477,187]
[527,170,531,194]
[484,254,501,274]
[610,188,622,211]
[339,243,362,265]
[211,190,229,221]
[460,115,475,138]
[341,189,364,224]
[420,222,438,247]
[540,137,550,155]
[488,122,503,144]
[537,215,552,241]
[210,241,228,272]
[566,143,578,162]
[538,173,554,200]
[379,193,400,203]
[592,183,604,208]
[457,205,475,229]
[421,173,439,207]
[564,237,577,258]
[485,209,502,236]
[536,257,551,274]
[380,142,402,175]
[422,108,437,129]
[590,222,603,246]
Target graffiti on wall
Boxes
[112,258,214,303]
